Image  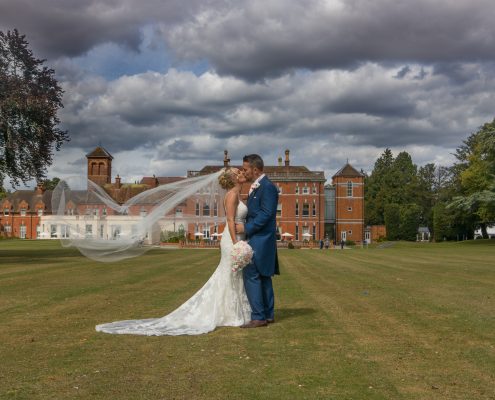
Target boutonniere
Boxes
[251,182,260,190]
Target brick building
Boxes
[332,163,365,243]
[187,150,327,241]
[1,147,368,244]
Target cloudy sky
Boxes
[2,0,495,187]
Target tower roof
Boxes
[332,163,364,178]
[86,146,113,159]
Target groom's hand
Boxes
[235,223,245,234]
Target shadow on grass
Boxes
[276,307,317,322]
[0,248,83,263]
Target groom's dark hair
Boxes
[243,154,264,171]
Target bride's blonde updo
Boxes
[218,168,237,190]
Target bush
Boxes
[287,241,295,249]
[345,240,355,246]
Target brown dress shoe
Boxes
[240,320,268,328]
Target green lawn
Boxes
[0,240,494,400]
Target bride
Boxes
[95,168,251,335]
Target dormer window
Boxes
[20,208,27,216]
[3,208,9,216]
[38,209,43,216]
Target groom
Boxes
[236,154,280,328]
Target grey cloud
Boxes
[0,0,205,58]
[395,66,411,79]
[166,0,495,80]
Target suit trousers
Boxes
[243,263,274,321]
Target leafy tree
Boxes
[399,203,421,241]
[384,203,400,240]
[448,119,495,237]
[0,29,69,186]
[42,177,60,190]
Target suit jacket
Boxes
[245,176,280,276]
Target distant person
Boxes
[324,238,330,249]
[340,239,345,249]
[319,239,324,249]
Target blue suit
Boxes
[243,175,279,321]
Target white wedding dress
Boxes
[95,201,251,335]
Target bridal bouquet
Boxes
[230,241,254,272]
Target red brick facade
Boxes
[332,163,365,243]
[1,147,365,244]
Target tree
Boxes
[42,177,60,191]
[384,203,400,240]
[0,29,69,186]
[448,119,495,237]
[365,148,395,225]
[399,203,421,241]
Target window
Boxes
[36,224,41,238]
[85,224,93,237]
[277,203,282,217]
[302,203,309,217]
[203,203,210,216]
[347,181,353,197]
[61,225,70,238]
[20,224,26,239]
[111,225,121,239]
[93,208,98,216]
[50,225,57,238]
[277,185,282,194]
[302,187,309,194]
[195,202,200,216]
[295,225,299,241]
[348,230,352,235]
[5,224,12,233]
[176,208,183,217]
[3,208,9,216]
[295,201,299,217]
[295,186,299,194]
[203,223,210,239]
[100,224,104,238]
[140,207,147,217]
[302,226,310,239]
[312,200,316,217]
[213,202,218,217]
[313,224,316,240]
[347,206,352,211]
[312,185,317,194]
[102,207,107,216]
[68,208,74,216]
[37,209,43,216]
[20,208,27,216]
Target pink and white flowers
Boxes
[230,241,254,272]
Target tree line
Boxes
[365,120,495,240]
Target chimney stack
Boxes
[278,156,283,166]
[285,149,290,166]
[223,150,230,167]
[35,182,45,195]
[115,175,121,189]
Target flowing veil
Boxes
[51,170,227,262]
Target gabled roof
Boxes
[1,190,54,212]
[86,146,113,159]
[332,163,364,178]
